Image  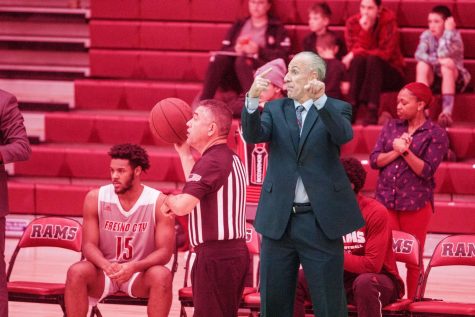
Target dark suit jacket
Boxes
[241,97,364,240]
[0,89,31,216]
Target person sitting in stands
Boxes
[235,58,287,186]
[302,2,346,60]
[199,0,290,101]
[343,0,405,125]
[415,5,471,128]
[253,58,287,108]
[316,32,349,99]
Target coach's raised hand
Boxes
[249,67,273,98]
[304,79,325,100]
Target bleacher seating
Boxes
[75,79,201,110]
[2,0,473,237]
[0,1,89,109]
[0,4,89,59]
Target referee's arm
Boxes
[161,193,199,217]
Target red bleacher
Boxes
[75,80,201,110]
[7,182,35,214]
[3,0,474,237]
[89,50,209,81]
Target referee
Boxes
[162,99,249,317]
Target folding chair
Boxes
[89,235,180,317]
[178,222,260,317]
[7,216,83,316]
[409,234,475,316]
[381,230,423,315]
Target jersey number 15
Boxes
[116,236,134,261]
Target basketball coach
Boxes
[241,52,364,317]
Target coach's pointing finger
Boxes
[249,67,273,98]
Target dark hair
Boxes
[108,143,150,172]
[431,5,452,20]
[316,32,337,50]
[341,157,367,194]
[373,0,382,7]
[249,0,275,17]
[198,99,233,137]
[309,2,332,18]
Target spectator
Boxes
[241,51,364,317]
[343,0,405,125]
[302,2,346,60]
[254,58,287,106]
[235,58,287,186]
[316,32,349,99]
[199,0,290,101]
[415,5,471,128]
[230,57,287,115]
[0,89,31,317]
[294,157,404,317]
[65,144,175,317]
[370,82,449,298]
[163,100,249,317]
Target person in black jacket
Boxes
[200,0,291,101]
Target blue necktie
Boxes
[296,105,305,131]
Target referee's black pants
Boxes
[192,239,249,317]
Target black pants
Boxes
[191,239,249,317]
[260,212,346,317]
[0,217,7,317]
[348,55,404,108]
[294,270,399,317]
[200,54,258,100]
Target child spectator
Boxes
[229,58,286,115]
[415,5,471,127]
[343,0,405,125]
[254,58,286,106]
[316,32,349,99]
[235,58,287,186]
[303,2,346,60]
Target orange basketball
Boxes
[149,98,192,144]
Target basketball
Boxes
[149,98,193,144]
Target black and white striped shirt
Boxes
[182,144,247,247]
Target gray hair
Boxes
[294,51,326,81]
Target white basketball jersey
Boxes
[97,184,160,263]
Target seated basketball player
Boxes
[65,143,175,317]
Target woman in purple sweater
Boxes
[370,82,448,298]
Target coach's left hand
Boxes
[305,79,325,100]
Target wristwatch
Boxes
[402,150,409,157]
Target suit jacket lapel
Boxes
[283,99,299,153]
[298,105,319,156]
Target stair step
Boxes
[0,79,74,108]
[0,5,89,17]
[8,143,186,182]
[75,79,201,110]
[7,176,181,216]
